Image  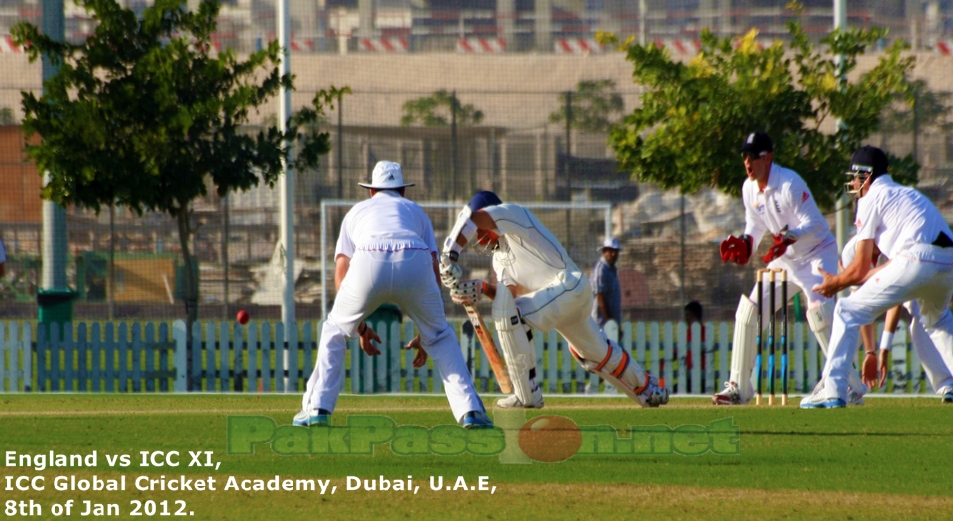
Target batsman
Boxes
[440,191,669,409]
[715,132,867,406]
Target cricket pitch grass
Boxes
[1,395,951,520]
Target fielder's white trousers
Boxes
[301,248,484,422]
[824,244,953,399]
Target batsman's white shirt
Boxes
[824,176,953,399]
[301,191,484,421]
[742,163,838,310]
[484,203,607,362]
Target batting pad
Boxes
[569,338,649,405]
[731,294,759,399]
[492,287,540,405]
[806,299,834,357]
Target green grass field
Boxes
[2,395,952,520]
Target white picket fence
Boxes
[0,319,931,395]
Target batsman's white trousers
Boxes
[516,270,620,371]
[301,248,484,422]
[824,244,953,399]
[747,241,839,318]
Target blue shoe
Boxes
[293,409,330,426]
[800,389,847,409]
[462,410,493,429]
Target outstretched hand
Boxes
[402,334,428,368]
[358,323,382,356]
[811,268,841,298]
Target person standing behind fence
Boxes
[714,131,867,406]
[591,238,622,328]
[295,161,492,428]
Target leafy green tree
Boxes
[12,0,344,325]
[600,9,917,208]
[0,107,15,125]
[400,90,483,127]
[549,79,624,133]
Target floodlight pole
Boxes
[41,0,67,292]
[279,0,295,332]
[834,0,851,270]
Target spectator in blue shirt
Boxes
[591,238,622,327]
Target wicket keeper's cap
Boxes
[359,161,415,190]
[849,145,889,179]
[468,191,502,212]
[739,131,773,155]
[598,238,623,252]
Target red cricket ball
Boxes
[237,309,250,325]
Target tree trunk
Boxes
[176,207,199,390]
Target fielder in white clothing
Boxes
[842,237,953,394]
[715,132,867,405]
[439,191,669,409]
[296,161,492,427]
[805,146,953,407]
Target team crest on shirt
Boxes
[753,202,765,213]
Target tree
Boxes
[0,107,14,125]
[12,0,344,326]
[400,90,483,127]
[600,7,917,208]
[548,79,624,133]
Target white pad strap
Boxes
[492,287,539,404]
[730,294,759,399]
[443,206,477,258]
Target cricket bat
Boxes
[462,303,513,394]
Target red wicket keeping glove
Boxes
[719,234,752,265]
[763,229,797,263]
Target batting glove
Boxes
[762,229,797,263]
[719,234,752,265]
[451,280,487,306]
[439,253,463,288]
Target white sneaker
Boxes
[496,389,544,409]
[800,380,846,409]
[937,386,953,403]
[712,381,749,406]
[847,382,868,406]
[638,374,669,408]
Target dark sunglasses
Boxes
[741,151,766,161]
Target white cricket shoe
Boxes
[496,389,544,409]
[937,386,953,403]
[847,382,868,406]
[637,374,669,408]
[712,381,750,406]
[800,379,846,409]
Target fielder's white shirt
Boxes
[335,191,437,257]
[484,203,579,292]
[854,175,953,260]
[742,163,834,260]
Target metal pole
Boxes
[834,0,851,280]
[41,0,67,292]
[279,0,293,389]
[337,91,344,199]
[565,91,572,251]
[451,91,458,200]
[680,194,686,305]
